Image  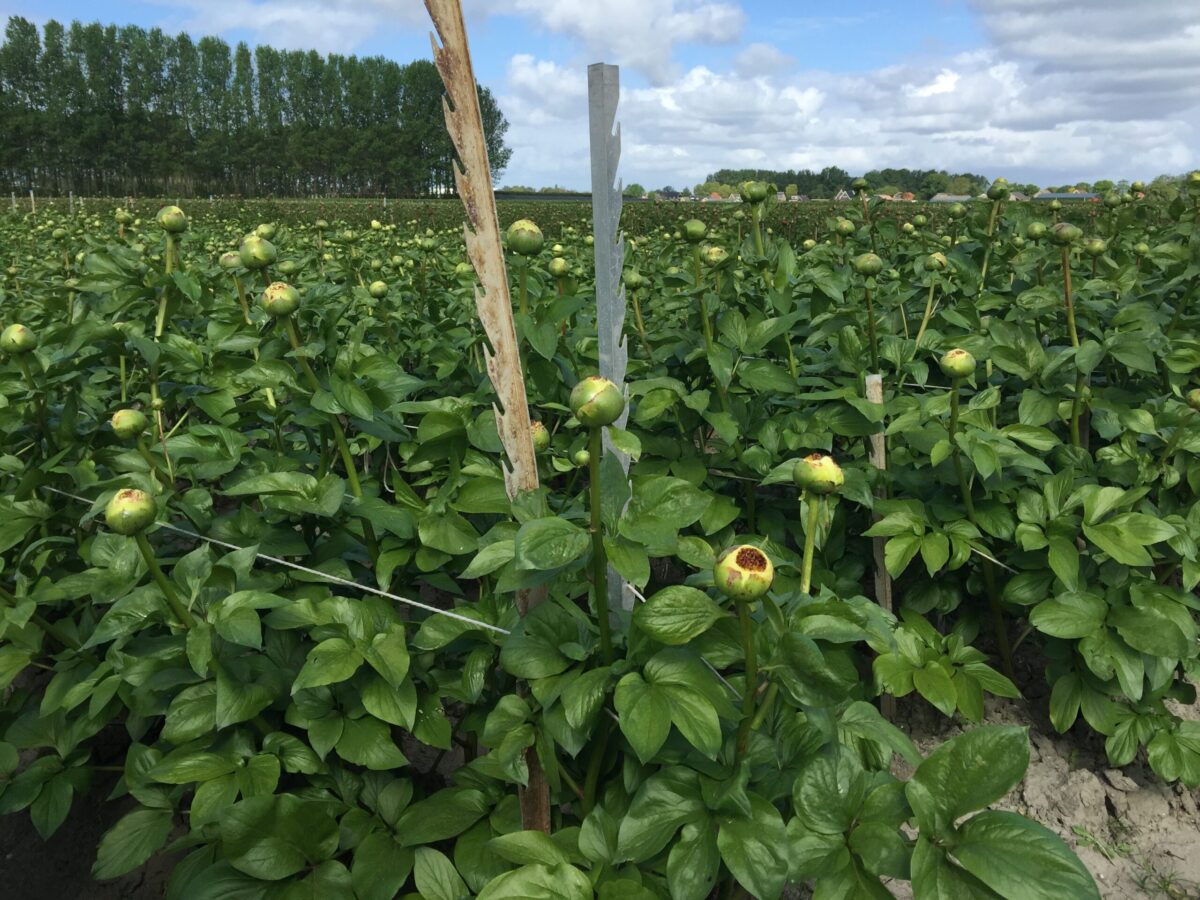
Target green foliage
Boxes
[3,172,1195,898]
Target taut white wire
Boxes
[39,486,511,636]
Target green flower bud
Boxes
[1049,222,1082,245]
[913,214,928,227]
[239,235,277,269]
[155,205,188,233]
[219,250,241,269]
[1134,242,1150,256]
[948,202,967,219]
[1,323,37,354]
[573,449,590,467]
[853,252,884,277]
[802,239,816,250]
[105,488,157,536]
[531,420,550,453]
[368,281,388,299]
[262,281,300,317]
[1026,222,1047,240]
[115,209,134,225]
[743,182,770,203]
[549,257,570,278]
[702,245,728,266]
[111,408,148,440]
[902,222,915,234]
[371,219,382,230]
[507,219,544,256]
[1082,238,1107,257]
[570,376,625,428]
[1049,199,1062,211]
[925,252,948,271]
[986,180,1010,201]
[277,260,298,276]
[793,453,844,495]
[939,347,976,379]
[714,544,774,601]
[851,177,869,193]
[683,219,707,243]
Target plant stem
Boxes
[1061,246,1085,448]
[734,596,757,757]
[800,491,819,594]
[751,204,764,258]
[285,316,379,562]
[518,264,529,317]
[864,285,880,372]
[18,356,52,449]
[949,382,1015,681]
[134,532,195,629]
[587,427,612,664]
[979,199,1001,292]
[915,280,938,345]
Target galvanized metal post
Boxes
[588,62,634,611]
[29,190,34,214]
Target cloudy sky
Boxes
[5,0,1199,190]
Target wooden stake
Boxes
[865,374,896,720]
[426,0,550,833]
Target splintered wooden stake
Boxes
[425,0,551,833]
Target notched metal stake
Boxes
[588,63,635,612]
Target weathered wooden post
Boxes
[69,191,74,215]
[865,373,895,719]
[425,0,551,833]
[29,190,35,214]
[588,63,634,613]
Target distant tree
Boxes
[0,15,513,196]
[624,183,645,197]
[784,183,797,198]
[1092,179,1114,193]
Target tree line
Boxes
[0,16,511,198]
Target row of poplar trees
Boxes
[0,17,512,197]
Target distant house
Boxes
[776,191,787,202]
[728,193,741,202]
[833,189,852,201]
[930,193,973,203]
[1009,192,1031,202]
[875,194,894,202]
[790,195,807,202]
[1034,191,1101,201]
[658,189,681,201]
[895,192,916,202]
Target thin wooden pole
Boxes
[866,373,895,720]
[426,0,551,833]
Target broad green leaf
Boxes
[906,725,1029,834]
[716,795,789,900]
[952,810,1100,900]
[93,808,174,880]
[292,638,363,693]
[414,847,470,900]
[514,517,589,571]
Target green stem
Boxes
[748,682,777,731]
[915,280,937,345]
[1061,246,1084,447]
[949,384,1015,681]
[134,532,195,629]
[155,235,174,340]
[136,436,169,488]
[864,285,879,372]
[518,265,529,317]
[581,717,613,813]
[751,204,764,258]
[588,427,612,664]
[285,317,379,562]
[734,597,758,758]
[18,356,51,449]
[979,200,1001,292]
[800,491,819,594]
[119,355,127,403]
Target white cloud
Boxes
[909,69,960,98]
